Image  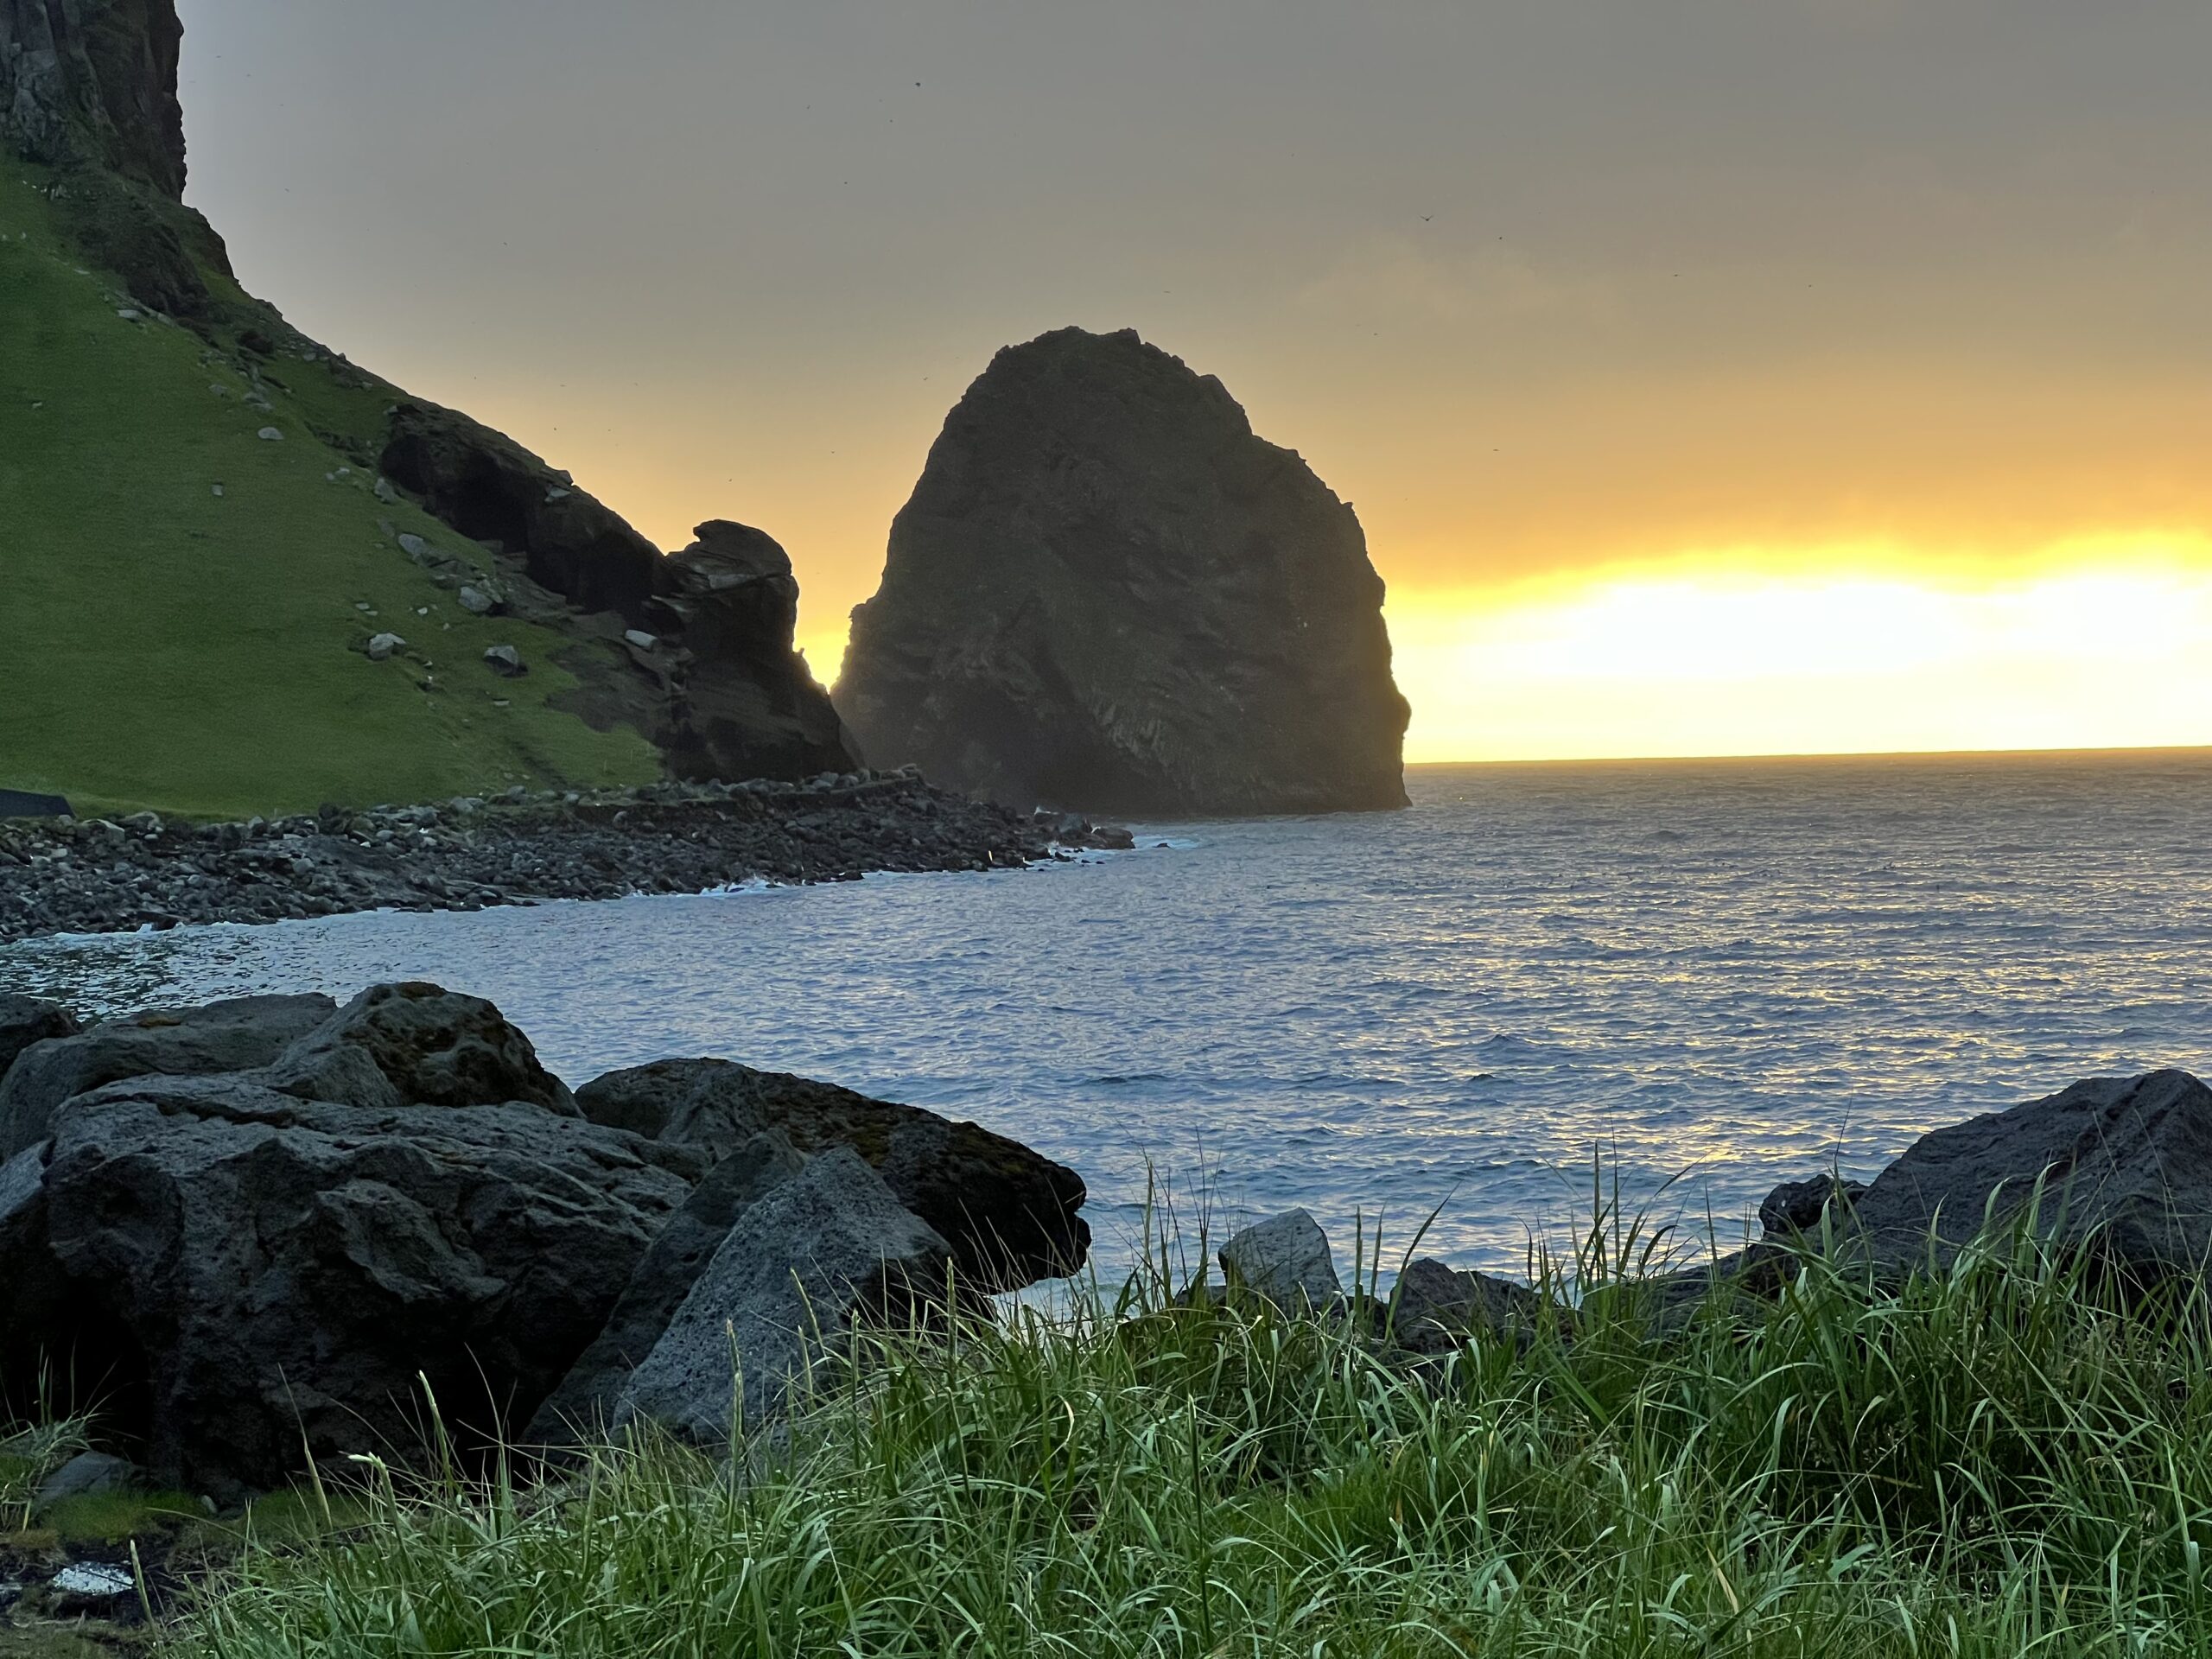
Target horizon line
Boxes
[1408,741,2212,770]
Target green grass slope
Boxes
[0,163,660,821]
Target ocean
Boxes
[5,751,2209,1281]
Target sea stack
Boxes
[836,327,1410,817]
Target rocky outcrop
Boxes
[527,1130,805,1445]
[1839,1069,2212,1278]
[575,1057,1090,1292]
[0,0,184,195]
[836,327,1411,817]
[40,1074,700,1497]
[611,1147,957,1444]
[652,521,855,783]
[0,994,79,1084]
[0,992,335,1158]
[0,982,1090,1497]
[378,402,663,622]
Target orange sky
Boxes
[175,0,2212,760]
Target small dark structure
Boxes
[0,790,72,820]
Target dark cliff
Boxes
[836,327,1409,817]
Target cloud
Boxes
[1294,238,1620,327]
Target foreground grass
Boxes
[0,165,659,820]
[171,1217,2212,1659]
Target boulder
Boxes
[365,632,405,662]
[0,992,335,1159]
[1844,1068,2212,1277]
[0,995,79,1090]
[1217,1210,1340,1311]
[38,1072,699,1497]
[36,1451,136,1506]
[259,982,577,1115]
[576,1058,1087,1291]
[835,326,1410,816]
[1758,1173,1867,1237]
[613,1147,954,1443]
[1388,1257,1548,1354]
[528,1129,805,1445]
[483,645,526,677]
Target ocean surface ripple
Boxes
[5,753,2209,1280]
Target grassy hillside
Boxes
[0,162,660,821]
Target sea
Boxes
[4,751,2208,1283]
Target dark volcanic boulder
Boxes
[613,1147,955,1442]
[38,1073,699,1497]
[0,992,334,1159]
[0,995,79,1089]
[1389,1257,1548,1355]
[261,982,577,1115]
[576,1058,1088,1291]
[528,1129,805,1445]
[1846,1069,2212,1277]
[835,326,1410,817]
[652,521,855,783]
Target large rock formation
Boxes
[836,327,1410,817]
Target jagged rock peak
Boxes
[836,326,1410,817]
[1,0,186,195]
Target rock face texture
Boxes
[652,522,856,783]
[576,1057,1090,1292]
[0,0,185,194]
[612,1147,957,1443]
[0,982,1089,1497]
[1841,1069,2212,1277]
[836,327,1410,817]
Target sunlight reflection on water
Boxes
[4,753,2209,1279]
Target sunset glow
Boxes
[1389,540,2212,762]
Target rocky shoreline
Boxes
[0,772,1135,945]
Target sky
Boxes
[176,0,2212,762]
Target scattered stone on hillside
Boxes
[1389,1257,1548,1354]
[255,425,281,441]
[530,1129,806,1445]
[0,995,80,1088]
[1758,1173,1868,1237]
[457,584,498,615]
[0,992,336,1160]
[576,1057,1090,1291]
[365,632,404,661]
[483,645,526,677]
[836,326,1411,817]
[1841,1070,2212,1278]
[36,1451,136,1506]
[624,629,658,651]
[0,775,1133,946]
[373,476,398,504]
[1218,1210,1341,1311]
[613,1147,957,1444]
